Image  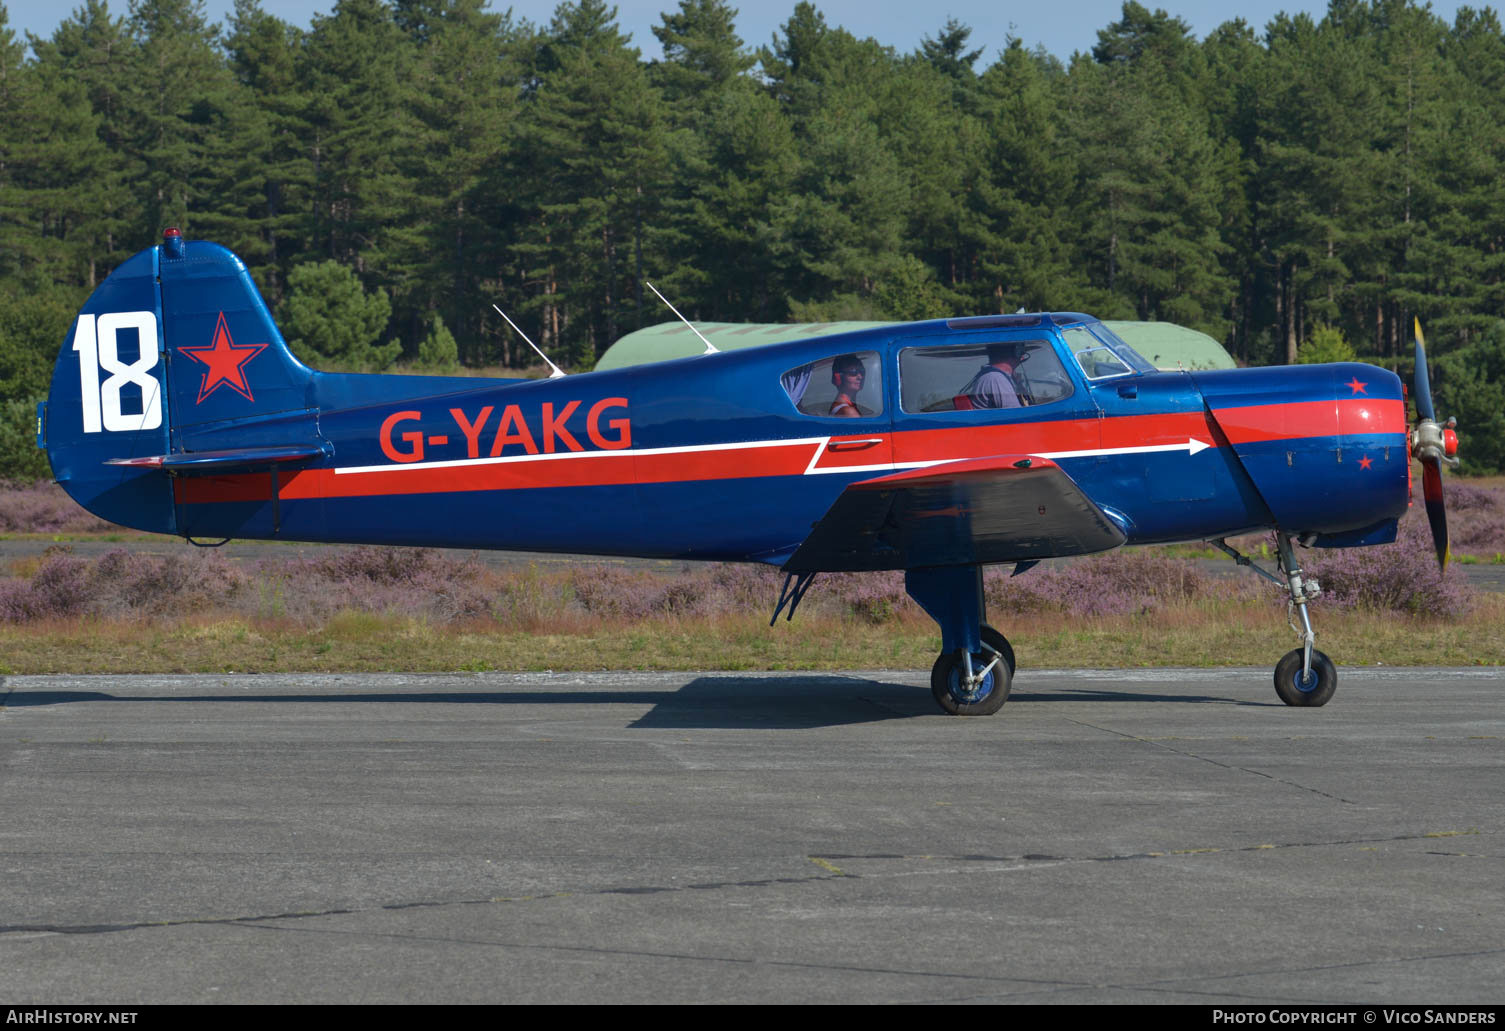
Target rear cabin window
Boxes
[782,351,884,418]
[898,341,1073,414]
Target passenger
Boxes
[959,344,1024,409]
[829,354,867,417]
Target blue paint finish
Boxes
[44,245,174,534]
[1084,369,1276,541]
[314,485,645,553]
[1312,519,1399,548]
[1089,448,1275,544]
[1194,363,1409,535]
[160,242,312,432]
[905,566,985,654]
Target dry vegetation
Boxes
[2,479,1502,675]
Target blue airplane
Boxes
[37,230,1459,715]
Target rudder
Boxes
[40,229,315,534]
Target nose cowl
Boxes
[1192,363,1410,535]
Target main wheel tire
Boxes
[980,624,1016,678]
[1273,648,1337,707]
[931,647,1012,716]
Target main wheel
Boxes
[980,624,1016,678]
[931,647,1012,716]
[1273,648,1337,707]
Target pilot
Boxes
[829,354,867,418]
[959,343,1025,409]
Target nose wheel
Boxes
[1274,648,1337,706]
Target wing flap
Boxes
[785,456,1126,572]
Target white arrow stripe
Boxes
[1030,438,1210,461]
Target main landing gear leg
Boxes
[1211,534,1337,707]
[905,566,1014,716]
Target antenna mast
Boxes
[491,303,565,378]
[645,281,718,354]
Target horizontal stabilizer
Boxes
[785,455,1127,573]
[104,444,326,474]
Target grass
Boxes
[2,597,1502,674]
[4,477,1504,675]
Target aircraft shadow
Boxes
[0,674,1271,730]
[1011,688,1273,707]
[0,677,926,730]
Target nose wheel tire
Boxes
[1274,648,1337,707]
[931,646,1012,716]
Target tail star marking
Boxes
[177,312,267,403]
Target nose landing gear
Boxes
[1212,533,1336,707]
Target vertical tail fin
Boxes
[40,230,314,534]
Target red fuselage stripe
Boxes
[172,398,1408,505]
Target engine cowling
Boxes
[1192,363,1410,537]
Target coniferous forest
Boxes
[4,0,1505,478]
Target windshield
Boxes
[1061,323,1156,380]
[1081,322,1157,374]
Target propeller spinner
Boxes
[1410,319,1459,570]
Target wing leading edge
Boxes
[784,456,1127,573]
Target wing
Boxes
[784,456,1127,573]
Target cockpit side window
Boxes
[782,350,884,418]
[898,340,1073,414]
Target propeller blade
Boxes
[1420,458,1450,572]
[1413,318,1436,422]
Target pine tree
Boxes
[513,0,669,364]
[1201,18,1266,361]
[211,0,311,302]
[761,11,910,312]
[1437,7,1505,342]
[650,0,752,107]
[29,0,138,281]
[297,0,419,283]
[278,258,398,370]
[402,0,523,362]
[967,41,1083,314]
[1258,11,1380,360]
[120,0,237,241]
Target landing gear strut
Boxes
[930,624,1014,715]
[1212,533,1336,707]
[905,566,1015,716]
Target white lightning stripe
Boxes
[332,435,1211,478]
[334,435,833,475]
[1030,438,1209,461]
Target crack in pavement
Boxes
[224,919,1087,989]
[914,943,1505,1004]
[0,867,853,938]
[4,830,1488,940]
[814,827,1495,866]
[1061,715,1361,803]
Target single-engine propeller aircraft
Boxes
[38,230,1459,714]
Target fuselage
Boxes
[153,324,1412,562]
[42,241,1410,565]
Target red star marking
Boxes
[177,312,267,404]
[1358,455,1373,470]
[1346,377,1368,394]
